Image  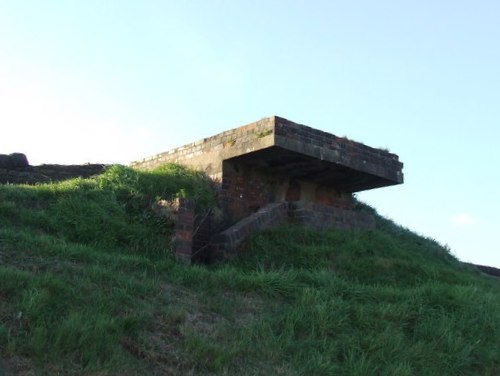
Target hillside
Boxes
[0,165,499,375]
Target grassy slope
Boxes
[0,165,499,375]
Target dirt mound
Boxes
[473,264,500,278]
[0,153,107,184]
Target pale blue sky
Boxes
[1,1,499,267]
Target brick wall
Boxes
[219,160,280,223]
[130,118,275,180]
[174,199,375,263]
[274,116,403,183]
[131,116,403,184]
[210,202,290,260]
[134,116,401,263]
[290,201,375,230]
[219,159,354,225]
[191,209,215,263]
[132,115,403,229]
[172,198,219,263]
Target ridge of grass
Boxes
[0,165,499,375]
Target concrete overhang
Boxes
[131,116,404,192]
[226,145,400,192]
[224,116,403,192]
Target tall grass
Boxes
[0,165,498,375]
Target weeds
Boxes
[255,129,273,139]
[0,165,498,375]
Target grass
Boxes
[0,164,499,375]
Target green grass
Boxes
[0,165,499,375]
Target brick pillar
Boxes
[174,198,195,264]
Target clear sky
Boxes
[1,1,499,268]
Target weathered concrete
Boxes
[132,116,403,224]
[132,116,404,263]
[131,116,403,190]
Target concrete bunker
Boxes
[131,116,404,263]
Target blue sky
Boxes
[1,1,499,267]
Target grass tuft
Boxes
[0,165,498,375]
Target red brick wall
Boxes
[220,160,354,224]
[210,202,290,260]
[274,116,403,182]
[290,201,375,230]
[220,161,278,223]
[130,117,275,179]
[314,185,352,209]
[174,198,374,264]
